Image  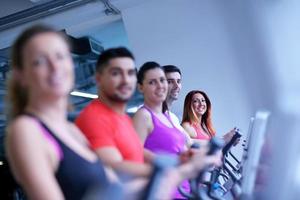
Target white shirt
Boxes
[168,110,192,145]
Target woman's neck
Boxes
[144,100,163,114]
[25,97,68,123]
[193,114,202,125]
[165,97,173,110]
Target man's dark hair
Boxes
[137,61,161,84]
[96,47,135,72]
[162,65,181,75]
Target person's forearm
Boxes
[153,165,195,200]
[109,161,152,178]
[123,178,148,198]
[143,149,156,164]
[176,162,197,180]
[151,168,181,199]
[191,139,209,147]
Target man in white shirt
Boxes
[162,65,192,145]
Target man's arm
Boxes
[143,149,155,164]
[95,147,152,177]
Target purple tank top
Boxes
[143,106,185,155]
[143,106,190,198]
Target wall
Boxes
[249,1,300,199]
[121,2,300,199]
[122,0,255,135]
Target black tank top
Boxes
[29,115,109,200]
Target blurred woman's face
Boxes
[139,68,168,104]
[191,93,207,116]
[20,32,74,99]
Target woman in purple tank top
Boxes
[133,62,188,154]
[133,62,190,199]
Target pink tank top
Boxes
[32,117,64,160]
[191,123,211,140]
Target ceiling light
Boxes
[127,105,142,113]
[70,91,98,99]
[29,0,47,3]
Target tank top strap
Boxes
[24,113,64,160]
[141,105,158,123]
[141,105,152,115]
[190,122,211,140]
[190,122,197,129]
[164,111,177,129]
[142,106,176,129]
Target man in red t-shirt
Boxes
[76,47,152,177]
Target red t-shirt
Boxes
[75,100,144,163]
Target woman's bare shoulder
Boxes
[136,107,151,115]
[7,115,41,138]
[181,121,192,128]
[133,107,152,120]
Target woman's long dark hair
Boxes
[181,90,215,137]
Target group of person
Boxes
[5,24,234,200]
